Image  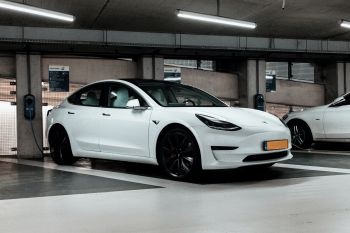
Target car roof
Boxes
[77,79,185,91]
[122,79,182,86]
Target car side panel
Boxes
[323,105,350,139]
[98,107,152,157]
[47,102,102,156]
[64,104,102,152]
[286,108,326,140]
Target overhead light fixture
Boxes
[0,0,75,22]
[177,10,256,29]
[340,20,350,29]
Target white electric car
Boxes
[47,79,292,179]
[283,92,350,149]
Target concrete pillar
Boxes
[239,59,266,108]
[336,62,346,96]
[345,63,350,93]
[16,54,43,159]
[137,56,164,80]
[322,62,350,103]
[258,60,267,98]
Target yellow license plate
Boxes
[263,140,288,151]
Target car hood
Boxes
[288,105,327,117]
[182,107,284,127]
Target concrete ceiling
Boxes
[1,0,350,40]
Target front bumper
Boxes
[192,125,293,170]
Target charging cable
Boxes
[29,112,44,156]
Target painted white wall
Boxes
[0,101,16,155]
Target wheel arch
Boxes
[48,123,68,146]
[155,123,202,165]
[287,118,314,140]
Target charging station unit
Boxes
[24,94,35,120]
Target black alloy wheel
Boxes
[158,128,201,180]
[288,121,313,149]
[50,128,76,165]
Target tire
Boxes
[50,127,77,165]
[288,121,313,149]
[157,127,201,180]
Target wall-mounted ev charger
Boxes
[24,94,35,120]
[24,94,43,156]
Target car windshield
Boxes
[136,82,227,107]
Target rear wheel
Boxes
[50,127,77,165]
[157,127,201,180]
[288,121,313,149]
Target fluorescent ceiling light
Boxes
[0,0,75,22]
[340,20,350,29]
[177,10,256,29]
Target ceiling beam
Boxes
[1,25,350,55]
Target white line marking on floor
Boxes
[1,158,349,190]
[292,150,350,155]
[0,158,193,189]
[275,163,350,174]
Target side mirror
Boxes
[126,99,148,110]
[126,99,140,108]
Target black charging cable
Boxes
[29,111,44,156]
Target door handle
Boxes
[102,113,111,116]
[68,111,75,115]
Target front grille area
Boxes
[211,146,238,151]
[243,151,289,162]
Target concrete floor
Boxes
[1,151,350,233]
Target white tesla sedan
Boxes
[283,92,350,149]
[47,79,292,180]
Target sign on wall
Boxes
[49,65,70,92]
[164,67,181,83]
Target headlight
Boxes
[195,114,241,131]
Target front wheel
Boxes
[157,127,201,180]
[50,128,77,165]
[288,121,313,149]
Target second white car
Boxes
[283,92,350,149]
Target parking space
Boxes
[0,160,160,200]
[282,151,350,169]
[2,148,350,197]
[1,149,350,233]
